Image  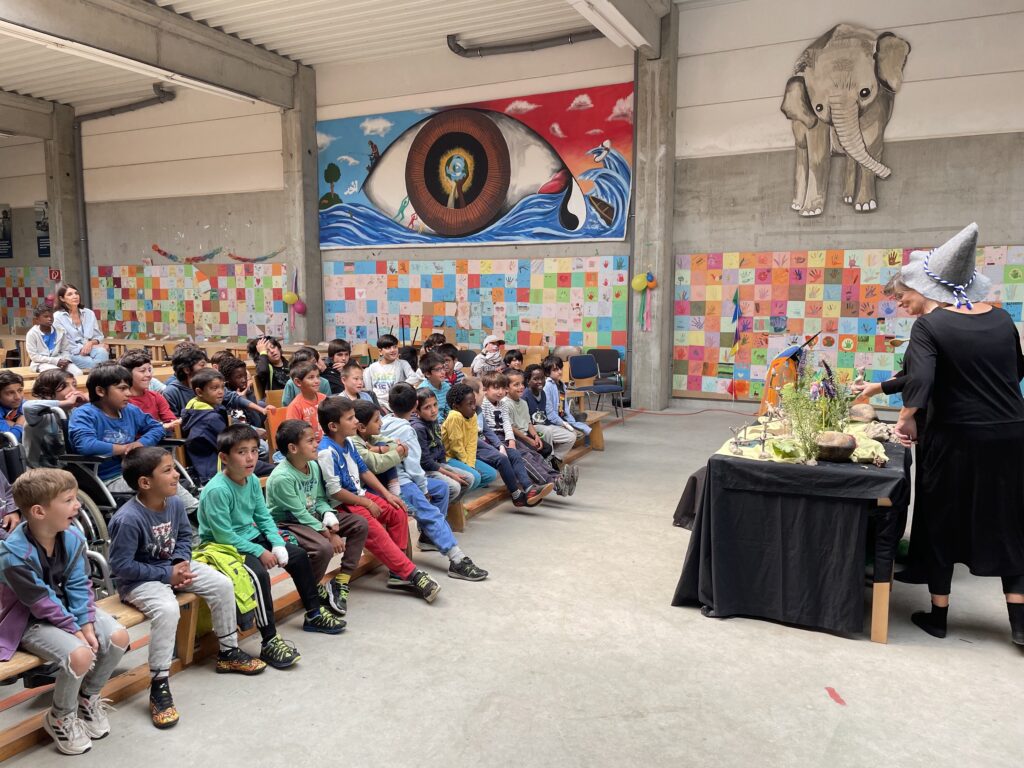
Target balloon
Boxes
[646,278,658,289]
[293,300,307,316]
[646,271,655,282]
[283,291,299,305]
[630,274,648,292]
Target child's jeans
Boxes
[125,561,237,676]
[477,441,531,491]
[21,610,126,716]
[446,459,497,489]
[400,477,456,555]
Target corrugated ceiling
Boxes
[0,36,162,112]
[154,0,592,65]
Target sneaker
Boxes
[303,607,347,635]
[260,634,301,669]
[386,571,413,589]
[317,582,347,617]
[148,680,178,730]
[526,483,554,506]
[417,533,439,552]
[511,490,529,507]
[326,579,350,616]
[554,477,569,496]
[409,569,442,602]
[77,694,113,739]
[43,709,92,755]
[216,646,267,675]
[448,557,488,581]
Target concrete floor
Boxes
[9,402,1024,767]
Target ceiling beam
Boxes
[568,0,664,58]
[0,0,299,108]
[0,88,54,138]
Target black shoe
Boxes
[149,679,179,729]
[1008,603,1024,646]
[317,583,347,617]
[409,569,441,602]
[417,534,439,552]
[260,635,301,669]
[911,608,948,639]
[303,607,346,635]
[448,557,488,581]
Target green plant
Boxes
[778,356,853,460]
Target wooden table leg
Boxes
[870,581,891,644]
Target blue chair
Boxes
[567,353,624,419]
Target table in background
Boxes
[672,444,911,642]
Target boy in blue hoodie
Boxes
[181,369,273,485]
[0,469,130,755]
[68,365,200,514]
[380,384,487,581]
[109,448,265,730]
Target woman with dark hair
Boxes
[893,223,1024,647]
[52,283,109,370]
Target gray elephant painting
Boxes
[781,24,910,216]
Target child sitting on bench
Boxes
[109,448,265,729]
[198,424,345,672]
[1,469,130,755]
[266,419,368,619]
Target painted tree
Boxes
[324,162,341,194]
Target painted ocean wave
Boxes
[319,149,631,248]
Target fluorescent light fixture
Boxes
[0,21,258,104]
[569,0,650,49]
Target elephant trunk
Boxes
[829,95,891,179]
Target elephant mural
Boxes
[781,24,910,216]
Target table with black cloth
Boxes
[672,442,911,641]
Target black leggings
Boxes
[929,569,1024,597]
[242,539,318,642]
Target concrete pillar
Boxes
[44,104,82,289]
[630,7,678,410]
[281,64,323,343]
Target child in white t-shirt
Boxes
[363,334,414,411]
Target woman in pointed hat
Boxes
[893,223,1024,646]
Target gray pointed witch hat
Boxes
[900,222,989,308]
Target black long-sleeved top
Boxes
[901,307,1024,425]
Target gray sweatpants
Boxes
[21,610,126,716]
[124,561,237,676]
[536,424,577,460]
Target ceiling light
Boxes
[0,21,258,104]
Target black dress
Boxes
[901,307,1024,592]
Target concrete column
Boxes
[630,7,678,410]
[44,103,82,289]
[281,64,323,343]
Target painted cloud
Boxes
[316,131,334,151]
[344,181,359,196]
[336,155,359,166]
[550,122,568,139]
[360,117,394,137]
[505,99,540,115]
[607,95,634,124]
[568,93,593,111]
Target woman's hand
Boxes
[256,338,269,355]
[894,416,918,447]
[81,340,94,355]
[851,381,881,398]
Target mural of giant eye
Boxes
[316,82,634,249]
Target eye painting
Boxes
[316,83,634,249]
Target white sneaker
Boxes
[77,695,113,739]
[43,709,92,755]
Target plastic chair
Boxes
[567,354,624,419]
[456,349,478,368]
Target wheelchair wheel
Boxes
[75,491,109,558]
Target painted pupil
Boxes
[445,155,468,182]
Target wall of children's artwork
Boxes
[0,266,51,329]
[90,262,290,342]
[323,255,629,351]
[673,246,1024,405]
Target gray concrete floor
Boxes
[9,402,1024,767]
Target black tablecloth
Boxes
[672,444,911,634]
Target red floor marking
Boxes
[825,687,847,706]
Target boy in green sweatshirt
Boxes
[197,424,345,670]
[266,419,369,617]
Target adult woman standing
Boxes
[894,223,1024,646]
[52,284,109,370]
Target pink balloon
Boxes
[293,300,307,316]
